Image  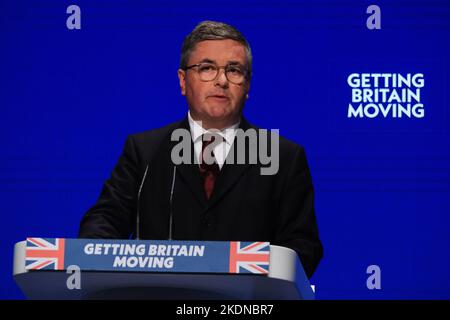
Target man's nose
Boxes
[214,68,229,88]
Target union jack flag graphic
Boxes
[25,238,65,270]
[229,241,270,274]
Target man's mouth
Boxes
[208,95,229,100]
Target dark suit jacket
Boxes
[78,117,323,278]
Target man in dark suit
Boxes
[78,21,323,278]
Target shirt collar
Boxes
[188,111,240,145]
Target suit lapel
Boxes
[206,117,255,210]
[167,118,208,207]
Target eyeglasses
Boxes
[184,62,248,85]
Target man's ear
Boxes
[245,80,251,99]
[178,69,186,96]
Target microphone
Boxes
[168,165,177,240]
[136,164,149,240]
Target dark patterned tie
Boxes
[199,134,220,199]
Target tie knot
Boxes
[200,134,220,170]
[201,134,217,151]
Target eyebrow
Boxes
[198,58,216,64]
[226,60,243,66]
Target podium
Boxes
[13,238,314,300]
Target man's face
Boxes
[178,39,250,129]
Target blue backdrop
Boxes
[1,0,449,299]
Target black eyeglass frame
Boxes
[184,62,249,85]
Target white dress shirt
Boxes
[188,111,240,170]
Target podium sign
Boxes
[24,238,270,275]
[14,238,314,300]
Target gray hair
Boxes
[180,21,252,78]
